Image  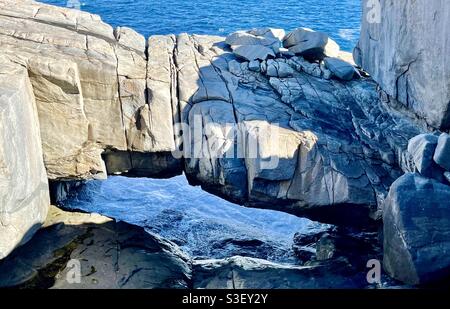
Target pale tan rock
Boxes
[0,0,127,179]
[113,27,148,152]
[0,58,50,259]
[144,35,177,152]
[115,26,146,54]
[25,56,106,180]
[0,1,427,232]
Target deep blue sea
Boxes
[40,0,359,262]
[39,0,361,51]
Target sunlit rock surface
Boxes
[0,0,425,226]
[356,0,450,130]
[0,57,50,259]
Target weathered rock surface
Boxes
[1,0,448,289]
[170,34,422,225]
[266,59,294,78]
[0,206,192,288]
[193,256,362,288]
[324,57,356,81]
[407,134,444,180]
[283,27,340,60]
[226,28,282,56]
[0,0,167,180]
[248,28,286,41]
[232,45,276,61]
[356,0,450,130]
[433,133,450,172]
[0,1,426,228]
[445,172,450,184]
[383,173,450,285]
[248,60,261,72]
[0,57,50,259]
[226,31,279,49]
[0,0,120,179]
[292,226,380,267]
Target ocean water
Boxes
[39,0,361,51]
[61,175,330,263]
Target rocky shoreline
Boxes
[1,0,449,288]
[0,206,386,289]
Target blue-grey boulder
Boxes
[324,57,355,81]
[433,133,450,171]
[232,45,275,61]
[383,173,450,285]
[283,28,340,60]
[266,59,294,78]
[407,134,444,180]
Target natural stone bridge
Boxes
[1,0,449,286]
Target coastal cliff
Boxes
[356,0,450,130]
[0,0,449,286]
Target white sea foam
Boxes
[62,175,329,263]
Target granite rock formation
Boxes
[383,131,450,285]
[0,57,50,259]
[383,173,450,285]
[0,1,425,254]
[356,0,450,130]
[1,0,449,288]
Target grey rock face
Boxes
[232,45,276,61]
[266,59,294,77]
[248,28,286,41]
[142,35,178,152]
[407,134,444,180]
[288,56,323,78]
[226,31,279,48]
[433,133,450,171]
[172,34,421,225]
[0,207,191,288]
[293,226,381,263]
[193,256,361,288]
[283,28,340,60]
[356,0,450,130]
[0,1,426,230]
[184,101,248,202]
[445,172,450,184]
[324,57,356,81]
[226,29,282,56]
[383,173,450,285]
[0,0,137,179]
[0,58,50,260]
[248,60,261,72]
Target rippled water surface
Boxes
[61,176,329,262]
[39,0,361,51]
